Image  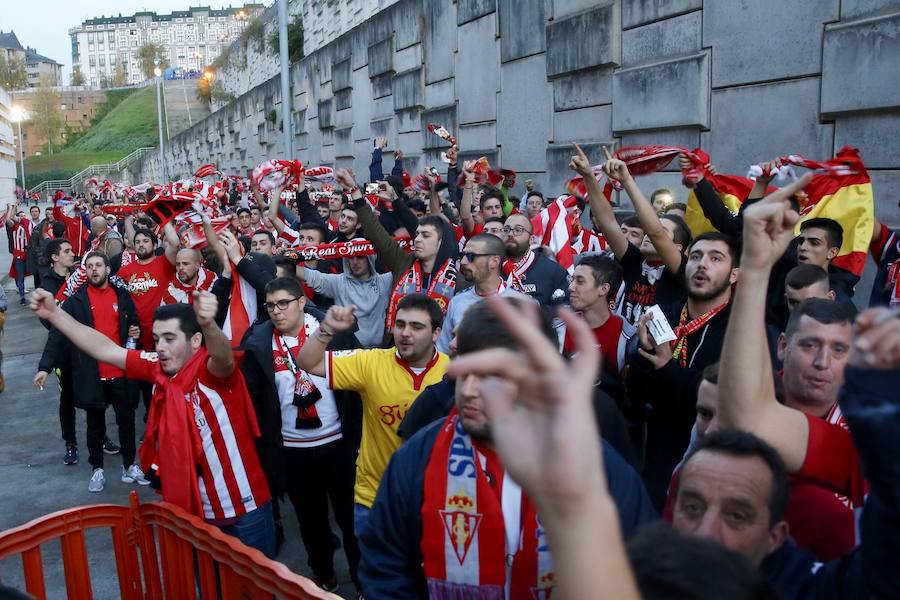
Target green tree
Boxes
[0,53,28,90]
[114,61,127,87]
[31,77,64,155]
[268,14,305,63]
[70,66,86,86]
[136,42,170,80]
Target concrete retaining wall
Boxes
[137,0,900,225]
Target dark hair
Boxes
[153,303,202,340]
[407,199,427,214]
[396,293,444,331]
[468,233,505,256]
[298,222,328,243]
[46,238,72,263]
[575,254,623,294]
[483,216,504,225]
[784,297,856,339]
[701,361,719,385]
[526,191,544,202]
[252,229,276,245]
[416,215,445,241]
[273,254,299,275]
[51,221,67,238]
[682,429,789,527]
[621,215,642,229]
[236,207,251,216]
[456,299,556,356]
[687,231,741,267]
[785,264,829,291]
[264,276,305,299]
[83,251,109,267]
[660,214,693,247]
[800,217,843,250]
[135,217,156,230]
[133,227,158,246]
[627,522,776,600]
[479,188,504,209]
[665,202,688,213]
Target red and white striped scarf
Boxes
[386,259,456,330]
[531,195,577,272]
[502,250,536,293]
[222,257,258,346]
[161,268,217,305]
[421,413,555,599]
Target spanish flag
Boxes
[795,146,873,277]
[683,149,758,237]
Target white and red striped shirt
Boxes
[272,313,341,448]
[11,220,32,261]
[125,352,270,520]
[160,267,217,305]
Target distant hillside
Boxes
[65,85,160,152]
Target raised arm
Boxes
[265,185,286,235]
[297,305,356,377]
[603,147,682,273]
[718,174,813,472]
[162,221,180,264]
[193,291,234,378]
[459,161,478,236]
[570,144,630,260]
[30,289,127,370]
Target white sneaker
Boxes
[122,464,150,486]
[88,468,106,493]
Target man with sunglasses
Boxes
[240,277,360,594]
[503,213,570,307]
[436,234,531,354]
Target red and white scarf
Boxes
[272,324,323,429]
[386,259,456,330]
[222,256,258,346]
[161,268,217,305]
[671,302,729,367]
[421,413,555,599]
[502,251,536,293]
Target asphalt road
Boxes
[0,240,353,598]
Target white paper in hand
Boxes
[646,304,677,345]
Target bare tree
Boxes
[31,77,64,154]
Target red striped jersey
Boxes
[11,220,32,260]
[125,352,271,520]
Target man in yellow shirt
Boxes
[298,293,449,536]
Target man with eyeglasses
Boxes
[503,213,570,307]
[436,234,531,354]
[240,277,360,594]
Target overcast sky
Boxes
[3,1,252,82]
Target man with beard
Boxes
[571,146,691,327]
[34,252,145,492]
[502,213,569,307]
[297,294,449,538]
[436,234,530,354]
[116,225,178,351]
[161,248,217,305]
[358,299,654,598]
[626,231,740,508]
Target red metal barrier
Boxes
[0,492,338,599]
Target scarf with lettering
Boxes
[386,258,456,330]
[502,250,536,292]
[421,413,555,599]
[671,302,729,367]
[273,319,323,429]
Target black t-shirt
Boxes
[617,243,687,327]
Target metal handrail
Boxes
[28,147,155,197]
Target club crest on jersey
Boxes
[440,489,481,565]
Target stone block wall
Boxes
[138,0,900,226]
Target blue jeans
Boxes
[14,258,26,300]
[354,503,371,541]
[215,501,276,560]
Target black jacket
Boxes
[38,282,139,409]
[38,269,68,331]
[239,306,361,499]
[517,252,570,307]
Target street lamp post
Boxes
[278,0,293,158]
[10,106,26,191]
[154,63,167,182]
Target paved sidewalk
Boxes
[0,267,353,597]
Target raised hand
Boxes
[601,146,631,183]
[568,143,594,179]
[850,308,900,370]
[335,168,358,190]
[740,173,812,270]
[192,290,218,328]
[29,289,58,320]
[323,305,357,333]
[219,229,243,264]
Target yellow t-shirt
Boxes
[326,347,449,507]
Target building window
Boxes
[99,55,105,66]
[89,56,96,66]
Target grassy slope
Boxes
[65,85,161,153]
